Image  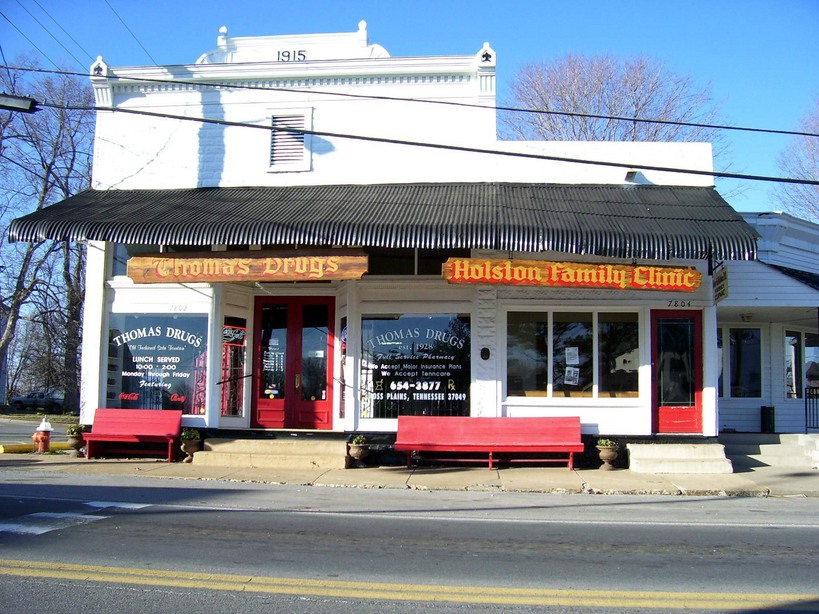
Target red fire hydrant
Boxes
[32,417,53,453]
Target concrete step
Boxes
[192,436,349,470]
[626,443,733,474]
[719,433,818,469]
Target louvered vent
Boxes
[270,115,305,165]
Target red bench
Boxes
[394,416,584,470]
[84,409,183,462]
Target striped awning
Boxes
[7,183,758,261]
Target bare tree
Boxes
[0,61,93,411]
[776,97,819,222]
[500,54,724,145]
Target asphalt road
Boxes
[1,469,818,613]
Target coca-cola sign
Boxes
[223,325,247,345]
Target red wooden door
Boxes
[651,310,703,434]
[253,297,334,429]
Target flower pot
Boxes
[596,445,618,471]
[181,439,201,463]
[67,434,84,457]
[347,443,370,461]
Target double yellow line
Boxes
[1,559,816,610]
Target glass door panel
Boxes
[300,305,328,402]
[651,310,702,434]
[253,297,334,429]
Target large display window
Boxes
[360,313,471,418]
[107,314,209,414]
[507,310,639,399]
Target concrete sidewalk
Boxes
[2,450,819,498]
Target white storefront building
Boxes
[10,23,762,443]
[716,212,819,434]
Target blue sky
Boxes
[1,0,817,212]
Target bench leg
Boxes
[488,451,493,470]
[406,451,412,468]
[568,452,574,470]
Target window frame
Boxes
[503,308,641,402]
[717,325,764,399]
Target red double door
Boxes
[252,297,334,430]
[651,310,703,434]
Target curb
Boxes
[0,442,72,454]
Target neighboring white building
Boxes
[716,211,819,433]
[9,23,759,440]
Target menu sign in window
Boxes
[360,314,470,419]
[108,314,209,415]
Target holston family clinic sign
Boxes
[443,258,702,292]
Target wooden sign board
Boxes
[128,250,368,284]
[443,258,702,292]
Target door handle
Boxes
[295,373,301,390]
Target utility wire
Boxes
[12,0,87,71]
[0,11,60,70]
[102,0,158,66]
[30,0,96,65]
[43,101,819,187]
[6,64,819,140]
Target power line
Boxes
[5,64,818,140]
[102,0,158,66]
[12,0,86,71]
[42,101,819,187]
[30,0,96,65]
[0,11,60,70]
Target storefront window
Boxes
[805,332,819,390]
[717,329,724,398]
[553,312,593,396]
[221,317,246,416]
[107,314,209,414]
[360,314,470,418]
[506,313,548,396]
[728,327,761,398]
[786,330,802,399]
[507,311,639,399]
[598,313,639,398]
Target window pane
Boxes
[107,314,208,414]
[553,312,593,396]
[111,244,158,277]
[717,328,724,398]
[417,248,470,275]
[507,312,548,396]
[657,318,696,406]
[785,331,802,399]
[598,313,639,397]
[221,317,246,417]
[365,247,415,275]
[729,328,761,398]
[361,314,471,418]
[260,305,287,400]
[301,305,328,402]
[806,333,819,389]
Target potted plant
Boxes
[65,423,86,457]
[595,438,619,471]
[347,435,370,466]
[180,428,201,463]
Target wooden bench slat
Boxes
[394,416,584,470]
[85,409,183,462]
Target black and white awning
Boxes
[8,183,758,261]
